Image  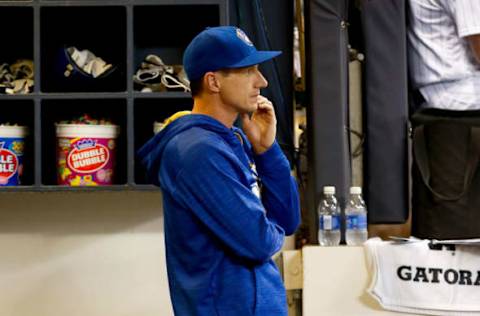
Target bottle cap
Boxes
[350,186,362,194]
[323,186,335,194]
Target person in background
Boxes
[408,0,480,110]
[138,26,300,316]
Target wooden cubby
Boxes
[0,0,228,191]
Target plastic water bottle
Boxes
[317,186,341,246]
[345,186,368,245]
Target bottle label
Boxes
[346,214,367,230]
[319,215,340,230]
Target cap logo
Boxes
[236,28,253,46]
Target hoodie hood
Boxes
[137,113,236,186]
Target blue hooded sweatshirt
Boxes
[138,113,300,316]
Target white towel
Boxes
[364,237,480,315]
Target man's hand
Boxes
[241,96,277,154]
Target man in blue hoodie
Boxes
[138,26,300,316]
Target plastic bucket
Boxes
[153,121,164,134]
[56,124,120,186]
[0,126,28,186]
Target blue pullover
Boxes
[138,114,300,316]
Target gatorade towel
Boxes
[56,124,119,186]
[0,126,28,186]
[365,237,480,315]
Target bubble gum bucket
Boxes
[56,124,120,186]
[0,125,28,186]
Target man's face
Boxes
[216,65,268,114]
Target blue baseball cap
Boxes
[183,26,281,81]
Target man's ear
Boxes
[204,72,221,93]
